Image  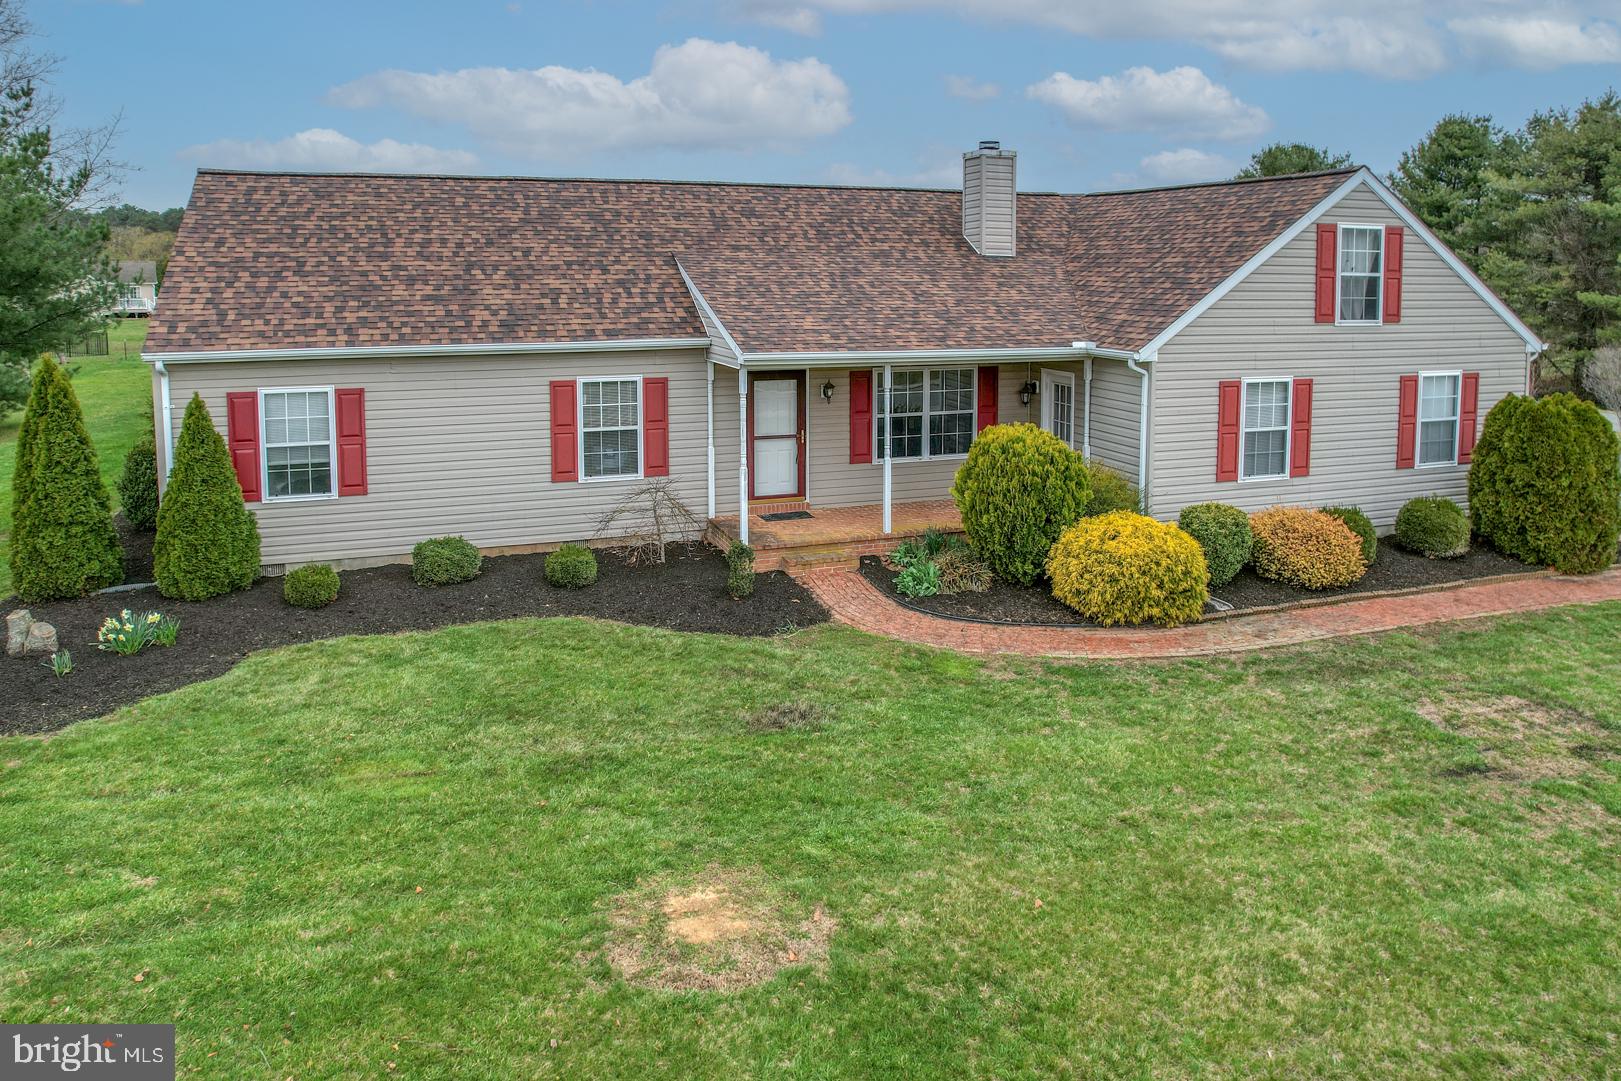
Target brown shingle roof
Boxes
[148,167,1355,357]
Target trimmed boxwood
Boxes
[950,423,1091,586]
[1046,511,1208,627]
[9,355,124,600]
[283,564,341,608]
[154,395,260,601]
[1177,502,1252,587]
[412,536,483,586]
[545,543,598,588]
[1468,392,1621,573]
[1395,496,1470,558]
[1322,505,1377,565]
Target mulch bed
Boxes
[3,535,827,737]
[860,540,1546,627]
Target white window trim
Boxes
[1040,367,1076,449]
[259,386,338,504]
[577,374,645,483]
[1415,369,1463,469]
[1335,222,1385,327]
[874,366,979,464]
[1239,376,1294,483]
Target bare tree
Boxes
[592,478,707,565]
[1586,345,1621,413]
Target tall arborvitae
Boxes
[153,394,260,600]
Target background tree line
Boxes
[1238,91,1621,395]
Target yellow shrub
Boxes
[1045,511,1209,627]
[1248,507,1366,589]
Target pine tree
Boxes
[153,394,261,600]
[1389,114,1513,263]
[1234,143,1354,179]
[8,354,123,600]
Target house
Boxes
[113,260,159,316]
[145,143,1543,574]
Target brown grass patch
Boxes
[1419,694,1614,782]
[745,701,827,733]
[601,867,834,992]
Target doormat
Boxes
[760,510,814,522]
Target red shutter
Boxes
[225,391,261,503]
[1396,374,1419,469]
[1315,223,1337,323]
[334,388,367,496]
[849,370,873,464]
[643,377,669,477]
[1383,226,1404,323]
[1216,379,1241,482]
[550,380,579,482]
[1458,371,1480,463]
[976,366,999,431]
[1289,378,1313,477]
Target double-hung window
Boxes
[1241,379,1291,480]
[262,388,335,500]
[580,377,641,480]
[1338,225,1383,324]
[877,367,976,461]
[1417,371,1460,466]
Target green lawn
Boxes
[0,319,152,597]
[2,612,1619,1078]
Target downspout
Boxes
[154,359,174,484]
[1082,357,1093,460]
[1125,353,1153,506]
[706,360,715,519]
[737,361,749,545]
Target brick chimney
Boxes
[962,140,1016,257]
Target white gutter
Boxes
[737,362,749,546]
[744,345,1088,366]
[154,359,174,481]
[145,336,711,365]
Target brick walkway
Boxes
[802,566,1621,659]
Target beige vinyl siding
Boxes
[160,347,714,569]
[1086,358,1142,477]
[1148,183,1530,528]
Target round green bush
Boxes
[411,536,483,586]
[117,428,160,530]
[1395,496,1470,558]
[1322,505,1377,565]
[283,564,340,608]
[154,395,260,601]
[1468,393,1621,573]
[1046,511,1208,627]
[1082,462,1141,516]
[1177,502,1253,587]
[950,423,1091,586]
[545,543,598,588]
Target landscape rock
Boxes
[22,621,59,657]
[6,609,34,658]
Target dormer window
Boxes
[1337,224,1383,324]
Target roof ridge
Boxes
[1083,167,1361,199]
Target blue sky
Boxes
[38,0,1621,209]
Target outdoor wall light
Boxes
[821,379,836,403]
[1019,380,1039,406]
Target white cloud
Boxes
[1027,66,1269,141]
[1136,147,1236,184]
[732,1,825,33]
[944,74,1000,101]
[726,0,1621,76]
[328,38,851,158]
[179,128,479,173]
[826,160,961,186]
[1449,16,1621,69]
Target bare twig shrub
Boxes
[592,478,706,565]
[1584,345,1621,413]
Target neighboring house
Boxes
[146,143,1543,573]
[113,260,159,316]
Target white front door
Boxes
[1041,368,1077,448]
[752,376,801,498]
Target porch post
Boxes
[1082,356,1093,460]
[706,360,716,519]
[882,363,893,535]
[738,365,749,545]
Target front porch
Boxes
[706,500,962,576]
